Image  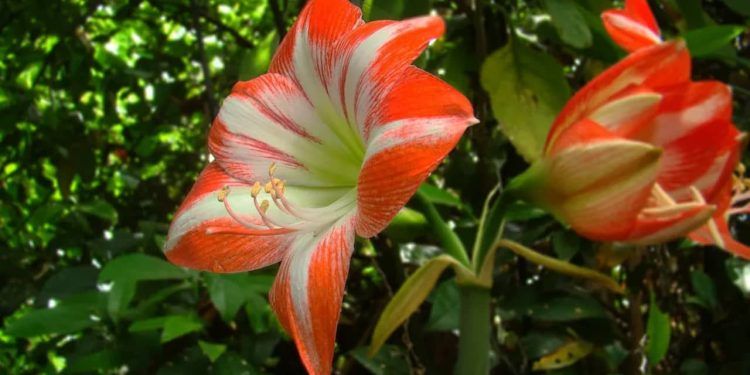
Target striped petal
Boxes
[629,204,716,245]
[209,73,361,187]
[355,67,477,237]
[547,138,662,240]
[269,213,356,375]
[690,216,750,259]
[602,0,661,53]
[164,163,293,272]
[545,41,690,153]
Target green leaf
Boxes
[684,25,745,58]
[161,314,203,343]
[351,346,410,375]
[129,316,169,332]
[531,339,594,371]
[543,0,593,49]
[480,39,570,162]
[417,183,464,209]
[690,270,719,310]
[369,255,467,356]
[384,207,428,242]
[646,293,671,365]
[528,295,607,322]
[521,331,568,359]
[107,279,136,320]
[552,230,582,261]
[723,0,750,16]
[206,274,248,322]
[239,31,276,80]
[99,254,190,283]
[5,305,97,338]
[78,199,118,223]
[199,341,227,363]
[425,279,460,331]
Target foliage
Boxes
[1,0,749,374]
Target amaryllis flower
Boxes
[602,0,661,52]
[163,0,476,373]
[510,40,743,245]
[601,0,750,256]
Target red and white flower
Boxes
[601,0,750,256]
[511,41,743,246]
[602,0,661,52]
[163,0,476,373]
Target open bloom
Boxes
[601,0,750,256]
[510,40,743,246]
[163,0,476,373]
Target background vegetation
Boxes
[1,0,749,373]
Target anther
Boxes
[217,186,230,202]
[264,181,273,194]
[269,162,277,177]
[251,181,262,198]
[260,199,270,214]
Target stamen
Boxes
[652,184,676,205]
[689,186,706,204]
[642,202,705,217]
[251,181,262,198]
[217,186,230,202]
[707,218,726,248]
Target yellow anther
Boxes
[269,162,277,177]
[275,180,286,195]
[259,199,270,213]
[217,186,230,202]
[264,181,273,194]
[272,177,281,186]
[251,181,262,198]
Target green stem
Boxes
[414,189,471,267]
[456,285,492,375]
[496,239,625,294]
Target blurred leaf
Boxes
[78,199,118,224]
[723,0,750,16]
[646,294,671,365]
[531,339,593,371]
[5,305,97,338]
[99,253,190,283]
[199,341,227,363]
[206,274,247,322]
[689,270,719,310]
[544,0,593,49]
[66,350,119,373]
[385,207,428,242]
[528,295,607,322]
[351,345,410,375]
[161,314,203,343]
[369,255,466,356]
[675,0,709,29]
[425,279,460,331]
[129,316,169,332]
[504,200,548,221]
[36,266,99,307]
[239,31,276,80]
[684,25,745,58]
[418,183,464,209]
[107,279,136,320]
[552,230,581,261]
[521,331,568,359]
[214,351,260,375]
[481,39,570,162]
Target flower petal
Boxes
[269,0,364,81]
[548,139,662,240]
[331,16,445,139]
[628,204,716,245]
[602,0,661,53]
[690,217,750,259]
[355,68,476,237]
[164,163,293,272]
[209,73,362,187]
[269,213,356,375]
[545,41,690,153]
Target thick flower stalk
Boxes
[162,0,477,373]
[601,0,750,256]
[509,39,743,246]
